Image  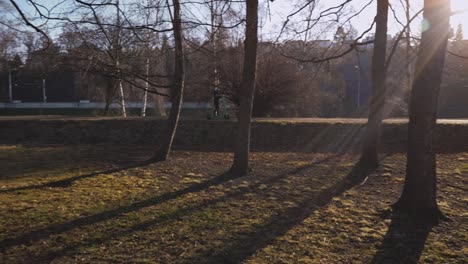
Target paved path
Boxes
[0,116,468,124]
[254,118,468,124]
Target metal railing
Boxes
[0,102,214,109]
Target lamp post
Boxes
[354,65,361,109]
[7,62,20,102]
[7,58,24,103]
[42,78,47,103]
[8,68,12,102]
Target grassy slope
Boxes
[0,145,466,263]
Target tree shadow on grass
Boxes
[370,212,434,264]
[0,162,146,194]
[0,171,234,250]
[182,163,375,264]
[0,155,336,261]
[0,144,153,181]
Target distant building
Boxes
[362,33,393,44]
[309,40,332,48]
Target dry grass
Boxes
[0,145,466,263]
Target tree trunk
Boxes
[118,78,127,117]
[210,0,220,95]
[151,0,184,162]
[103,102,110,116]
[358,0,389,169]
[103,78,115,116]
[228,0,258,177]
[152,92,167,117]
[394,0,451,220]
[141,58,149,117]
[405,0,413,91]
[115,0,126,117]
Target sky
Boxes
[451,0,468,35]
[2,0,468,41]
[262,0,468,40]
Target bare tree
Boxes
[404,0,413,92]
[393,0,451,221]
[357,0,389,169]
[228,0,258,177]
[150,0,185,162]
[114,0,127,117]
[140,0,166,117]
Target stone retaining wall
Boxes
[0,118,466,152]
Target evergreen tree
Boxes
[334,26,347,43]
[455,23,464,41]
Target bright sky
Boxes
[451,0,468,36]
[263,0,468,40]
[2,0,468,41]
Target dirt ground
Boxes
[0,144,466,263]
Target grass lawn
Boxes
[0,145,466,263]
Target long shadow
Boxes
[0,172,233,249]
[32,156,336,262]
[370,212,434,264]
[0,162,146,194]
[0,155,336,257]
[31,156,335,262]
[183,163,374,264]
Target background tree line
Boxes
[1,1,466,119]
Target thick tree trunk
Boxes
[394,0,450,220]
[228,0,258,177]
[151,0,184,162]
[359,0,389,169]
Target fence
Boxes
[0,102,212,109]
